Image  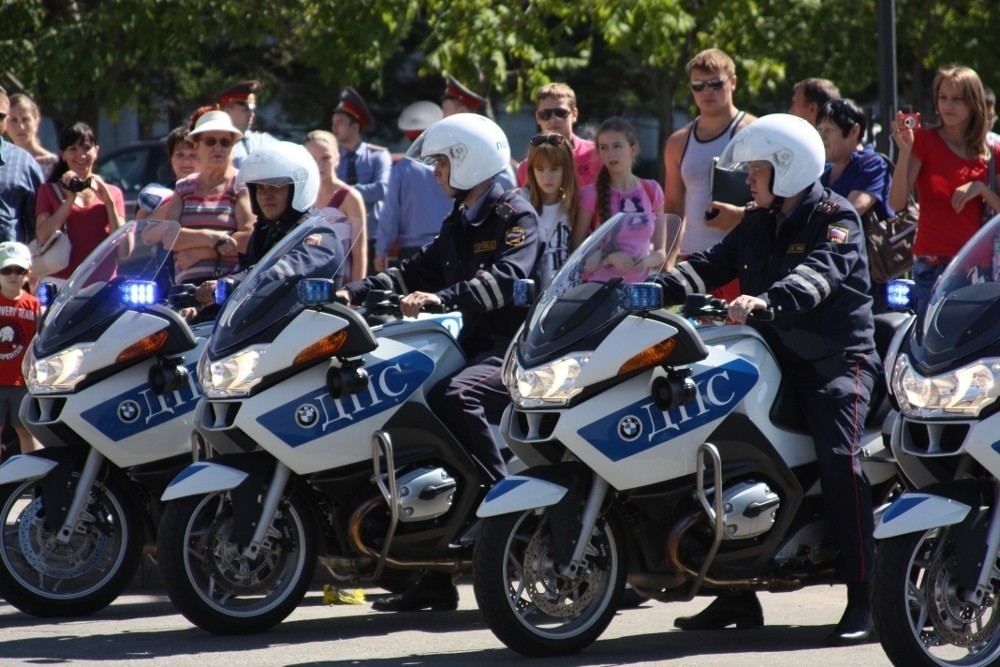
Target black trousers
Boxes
[792,352,880,584]
[427,352,509,485]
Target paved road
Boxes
[1,577,893,666]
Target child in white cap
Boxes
[0,242,40,454]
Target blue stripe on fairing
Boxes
[80,363,201,442]
[577,358,759,462]
[165,462,211,487]
[483,478,529,503]
[255,350,435,448]
[881,495,928,523]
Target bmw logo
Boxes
[618,416,642,441]
[118,400,141,424]
[295,404,319,428]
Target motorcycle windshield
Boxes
[36,219,181,356]
[520,213,682,363]
[210,214,352,355]
[916,213,1000,368]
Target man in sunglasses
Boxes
[663,48,755,296]
[516,82,603,189]
[0,87,44,245]
[218,80,276,168]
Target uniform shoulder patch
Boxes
[827,223,850,243]
[495,202,517,223]
[505,226,527,247]
[817,199,841,215]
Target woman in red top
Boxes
[890,66,1000,316]
[35,122,126,286]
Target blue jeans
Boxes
[912,258,948,319]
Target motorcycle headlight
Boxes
[200,344,269,398]
[505,351,591,407]
[891,353,1000,418]
[25,343,93,394]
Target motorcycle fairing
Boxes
[0,452,58,485]
[477,475,568,518]
[874,492,972,539]
[160,460,249,501]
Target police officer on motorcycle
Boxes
[339,113,541,612]
[656,114,879,646]
[194,141,346,307]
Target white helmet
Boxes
[406,113,511,190]
[237,141,320,214]
[716,113,825,197]
[398,101,444,133]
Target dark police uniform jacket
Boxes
[658,183,875,364]
[345,182,541,357]
[233,213,346,290]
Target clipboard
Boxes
[709,156,752,207]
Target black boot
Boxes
[674,591,763,630]
[371,572,459,612]
[828,583,874,646]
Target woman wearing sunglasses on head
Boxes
[146,107,253,314]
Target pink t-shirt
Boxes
[911,127,990,256]
[579,178,665,231]
[35,182,125,280]
[585,214,660,284]
[517,134,603,189]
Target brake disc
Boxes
[18,496,109,578]
[925,549,1000,648]
[520,527,604,618]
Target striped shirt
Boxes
[174,174,240,282]
[0,138,44,243]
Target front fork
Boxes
[53,448,106,544]
[240,462,291,560]
[556,475,610,579]
[963,480,1000,606]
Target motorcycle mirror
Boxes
[120,280,159,306]
[886,279,916,311]
[513,279,536,307]
[297,278,336,306]
[623,283,663,312]
[215,279,237,305]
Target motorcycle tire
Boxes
[473,507,626,657]
[874,527,1000,666]
[0,475,142,617]
[157,488,316,635]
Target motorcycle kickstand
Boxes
[556,475,610,579]
[240,462,291,560]
[54,448,106,544]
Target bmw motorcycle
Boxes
[471,212,904,657]
[872,215,1000,666]
[156,215,495,635]
[0,219,208,617]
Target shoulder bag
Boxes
[861,153,918,284]
[28,183,72,277]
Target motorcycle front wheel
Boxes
[874,527,1000,666]
[473,507,625,657]
[0,475,141,617]
[157,489,316,634]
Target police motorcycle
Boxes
[155,213,498,635]
[0,219,209,617]
[871,215,1000,667]
[471,212,904,657]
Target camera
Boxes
[65,176,92,193]
[902,112,921,129]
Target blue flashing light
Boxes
[513,279,536,307]
[120,280,158,306]
[215,279,235,305]
[297,278,335,306]
[886,279,915,310]
[623,282,664,311]
[37,282,58,307]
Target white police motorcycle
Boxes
[872,215,1000,666]
[155,215,494,635]
[0,219,208,617]
[471,212,904,656]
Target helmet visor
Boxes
[404,129,436,166]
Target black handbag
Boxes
[861,153,918,284]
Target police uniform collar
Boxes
[784,182,824,224]
[463,181,504,225]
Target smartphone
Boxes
[901,112,921,129]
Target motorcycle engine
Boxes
[395,466,457,522]
[718,481,780,540]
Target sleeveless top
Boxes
[679,111,745,254]
[321,186,357,280]
[174,174,240,283]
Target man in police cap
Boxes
[374,101,452,272]
[441,74,516,191]
[218,79,276,168]
[332,86,391,274]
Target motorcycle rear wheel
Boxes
[157,489,315,634]
[874,527,1000,666]
[0,476,141,617]
[473,507,625,657]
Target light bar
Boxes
[120,280,158,306]
[513,279,536,307]
[37,282,58,307]
[297,278,335,306]
[622,282,663,311]
[215,278,236,305]
[886,279,915,311]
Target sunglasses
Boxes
[536,108,571,121]
[0,266,27,276]
[690,75,734,93]
[201,137,233,148]
[528,134,565,148]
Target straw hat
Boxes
[189,110,244,140]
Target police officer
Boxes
[217,80,277,168]
[658,114,879,647]
[440,74,517,191]
[195,141,345,307]
[339,113,540,612]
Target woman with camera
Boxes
[34,121,125,286]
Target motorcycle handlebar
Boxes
[362,289,447,318]
[681,294,775,323]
